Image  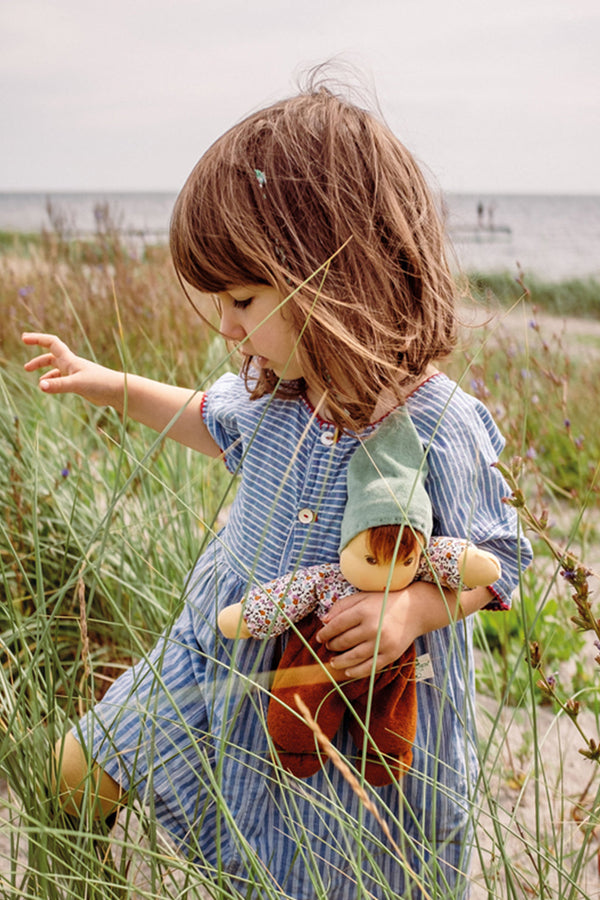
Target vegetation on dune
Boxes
[0,225,599,897]
[468,269,600,321]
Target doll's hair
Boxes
[170,70,457,430]
[366,524,422,567]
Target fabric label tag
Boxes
[415,653,434,681]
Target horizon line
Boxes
[2,187,600,199]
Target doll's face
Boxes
[339,530,421,593]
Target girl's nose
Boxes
[219,308,245,341]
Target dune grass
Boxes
[0,231,599,897]
[467,269,600,321]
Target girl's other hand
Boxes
[22,333,122,408]
[316,585,425,679]
[317,579,492,679]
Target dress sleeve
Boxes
[200,373,247,473]
[408,380,533,610]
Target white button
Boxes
[320,431,336,447]
[298,508,315,524]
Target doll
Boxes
[218,409,501,784]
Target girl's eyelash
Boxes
[233,298,253,309]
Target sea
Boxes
[0,191,598,282]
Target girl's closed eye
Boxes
[233,297,253,310]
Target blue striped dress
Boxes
[75,371,532,899]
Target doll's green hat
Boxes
[339,407,433,551]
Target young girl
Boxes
[22,79,531,899]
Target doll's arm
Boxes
[218,563,351,639]
[417,536,501,592]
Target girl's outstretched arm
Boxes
[316,582,492,679]
[22,333,222,457]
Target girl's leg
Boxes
[59,604,215,851]
[54,731,123,819]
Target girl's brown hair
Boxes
[170,71,457,430]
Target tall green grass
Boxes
[1,232,599,897]
[468,270,600,321]
[0,354,234,899]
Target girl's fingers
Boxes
[329,641,385,677]
[321,622,365,653]
[23,353,57,372]
[340,654,387,679]
[22,332,62,348]
[317,605,362,643]
[22,335,79,390]
[39,375,71,393]
[328,636,369,664]
[40,369,65,388]
[22,333,73,364]
[321,592,362,619]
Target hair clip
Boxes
[254,169,267,190]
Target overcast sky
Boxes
[2,0,598,195]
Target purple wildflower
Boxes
[469,377,490,398]
[561,569,576,582]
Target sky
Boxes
[1,0,599,195]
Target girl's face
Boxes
[217,284,304,381]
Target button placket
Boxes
[292,424,342,539]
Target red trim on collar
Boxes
[405,371,444,400]
[300,372,445,430]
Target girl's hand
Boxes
[316,585,425,679]
[22,333,122,408]
[316,581,492,679]
[23,332,221,455]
